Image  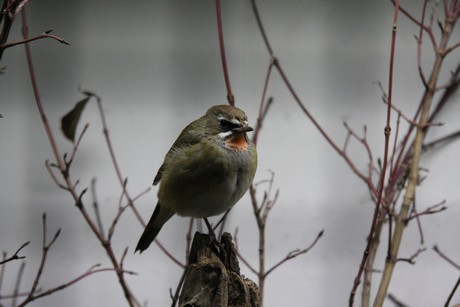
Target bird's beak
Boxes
[233,125,253,133]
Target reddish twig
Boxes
[21,9,140,306]
[416,0,430,89]
[233,228,258,275]
[79,89,184,268]
[0,29,69,50]
[28,213,61,299]
[18,265,135,307]
[349,0,400,304]
[390,0,437,47]
[215,0,234,105]
[406,200,446,223]
[248,2,393,305]
[66,123,89,168]
[253,59,275,146]
[265,230,324,277]
[343,123,375,182]
[374,1,459,305]
[245,170,323,305]
[253,1,379,197]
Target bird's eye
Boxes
[219,119,238,131]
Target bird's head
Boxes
[205,105,254,150]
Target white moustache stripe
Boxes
[218,130,234,139]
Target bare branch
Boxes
[215,0,234,105]
[90,178,105,238]
[12,262,26,307]
[25,213,61,300]
[433,245,460,270]
[169,268,187,307]
[21,11,141,305]
[265,230,324,277]
[0,242,29,265]
[0,29,69,51]
[395,248,427,264]
[390,0,437,47]
[405,200,446,223]
[387,293,410,307]
[445,275,460,307]
[18,265,135,306]
[422,130,460,152]
[234,229,258,275]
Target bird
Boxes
[135,104,257,253]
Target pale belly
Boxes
[157,148,254,218]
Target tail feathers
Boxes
[135,203,174,253]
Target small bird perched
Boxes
[135,105,257,253]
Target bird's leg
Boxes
[203,218,225,256]
[203,218,218,242]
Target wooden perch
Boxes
[179,232,260,307]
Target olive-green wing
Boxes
[152,116,206,185]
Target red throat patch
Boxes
[225,133,248,151]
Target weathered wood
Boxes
[179,232,260,307]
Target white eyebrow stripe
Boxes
[218,116,241,125]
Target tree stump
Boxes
[179,232,260,307]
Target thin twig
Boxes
[411,193,425,244]
[252,59,275,146]
[81,89,183,268]
[18,265,135,306]
[433,245,460,270]
[21,10,140,306]
[390,0,437,47]
[422,130,460,152]
[0,251,5,291]
[12,262,25,307]
[215,0,234,105]
[233,229,258,275]
[406,200,446,223]
[350,1,399,303]
[66,123,89,168]
[445,275,460,307]
[91,178,105,238]
[170,268,188,307]
[0,30,69,50]
[0,242,29,265]
[374,2,458,305]
[265,230,324,277]
[387,293,409,307]
[25,213,61,301]
[395,248,426,264]
[0,0,22,61]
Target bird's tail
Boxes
[135,202,174,253]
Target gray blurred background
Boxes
[1,0,460,306]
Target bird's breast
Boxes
[224,133,249,151]
[157,140,255,218]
